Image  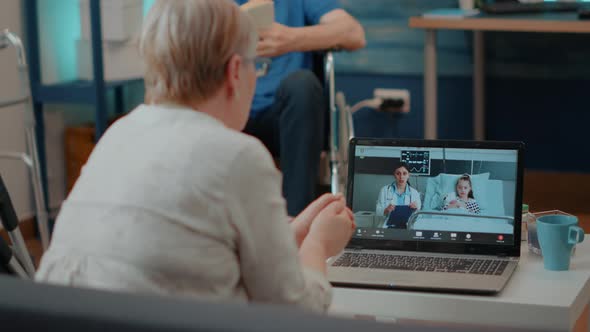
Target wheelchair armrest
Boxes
[324,51,335,107]
[311,50,336,93]
[311,50,349,194]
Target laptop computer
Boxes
[328,138,525,294]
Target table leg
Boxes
[424,29,437,140]
[573,303,588,332]
[474,31,485,141]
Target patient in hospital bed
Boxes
[442,174,481,215]
[409,172,513,234]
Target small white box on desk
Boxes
[76,39,144,82]
[80,0,144,41]
[354,211,375,228]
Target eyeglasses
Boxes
[245,57,271,78]
[255,58,271,77]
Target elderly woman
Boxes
[36,0,354,312]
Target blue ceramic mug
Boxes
[537,215,584,271]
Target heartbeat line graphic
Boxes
[401,150,431,175]
[409,166,427,172]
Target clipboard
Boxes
[385,206,414,229]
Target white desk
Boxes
[330,239,590,331]
[408,13,590,140]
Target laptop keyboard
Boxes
[333,253,509,275]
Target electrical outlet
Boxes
[373,88,410,113]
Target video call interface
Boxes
[351,145,519,246]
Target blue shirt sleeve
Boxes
[303,0,340,26]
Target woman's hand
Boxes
[384,204,396,215]
[409,201,418,209]
[291,193,344,247]
[302,200,356,259]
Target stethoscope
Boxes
[384,182,413,204]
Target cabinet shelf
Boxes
[24,0,142,206]
[33,79,142,104]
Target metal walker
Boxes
[0,29,51,257]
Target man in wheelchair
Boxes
[236,0,366,216]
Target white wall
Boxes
[1,0,65,221]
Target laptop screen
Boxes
[348,139,523,248]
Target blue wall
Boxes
[337,74,590,172]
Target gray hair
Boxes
[140,0,257,104]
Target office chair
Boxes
[0,173,36,278]
[0,275,477,332]
[0,29,51,251]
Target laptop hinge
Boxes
[347,246,364,251]
[496,253,518,260]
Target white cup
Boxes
[459,0,475,10]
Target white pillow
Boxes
[482,179,506,216]
[423,175,442,211]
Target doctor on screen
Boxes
[376,161,421,228]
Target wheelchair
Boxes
[316,51,388,197]
[311,51,353,196]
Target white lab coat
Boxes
[375,183,422,217]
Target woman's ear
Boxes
[225,54,243,98]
